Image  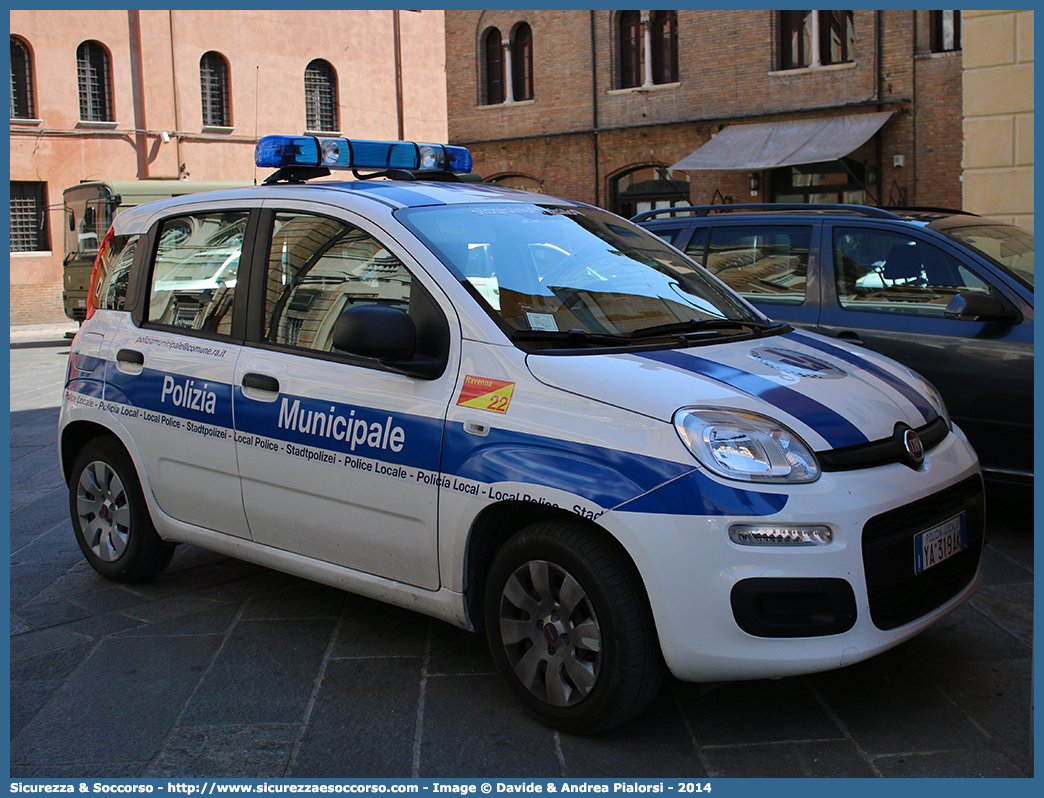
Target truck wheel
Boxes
[70,437,174,582]
[484,520,663,734]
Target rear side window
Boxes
[647,226,685,245]
[147,210,248,335]
[833,228,992,317]
[93,233,138,311]
[695,226,811,305]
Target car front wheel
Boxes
[484,520,663,734]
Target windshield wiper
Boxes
[509,328,632,346]
[628,318,788,340]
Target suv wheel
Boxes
[70,437,175,582]
[484,520,663,734]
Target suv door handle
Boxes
[242,373,280,393]
[835,331,864,346]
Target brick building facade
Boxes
[445,10,963,217]
[10,10,447,324]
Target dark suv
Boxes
[634,204,1034,488]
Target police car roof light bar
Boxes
[255,135,472,175]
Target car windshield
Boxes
[941,223,1034,289]
[398,203,769,349]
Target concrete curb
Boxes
[9,322,80,344]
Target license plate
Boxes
[914,513,967,574]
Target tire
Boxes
[69,437,175,582]
[484,520,663,734]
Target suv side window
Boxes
[833,228,992,316]
[147,210,248,335]
[263,212,414,355]
[690,225,810,305]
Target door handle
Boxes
[835,331,864,346]
[242,373,280,393]
[116,348,145,365]
[115,348,145,374]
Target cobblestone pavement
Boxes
[9,324,1034,779]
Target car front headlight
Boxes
[674,408,820,483]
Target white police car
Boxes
[60,135,985,734]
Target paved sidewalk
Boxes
[8,325,1034,779]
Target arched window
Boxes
[484,28,505,105]
[781,10,855,69]
[651,11,678,85]
[611,166,690,219]
[488,174,543,193]
[304,59,338,132]
[619,11,679,88]
[200,52,231,127]
[10,36,35,120]
[77,40,113,122]
[618,11,642,89]
[512,23,534,101]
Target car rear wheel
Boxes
[485,520,663,734]
[70,437,175,582]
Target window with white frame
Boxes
[780,10,855,70]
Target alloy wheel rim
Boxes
[498,559,602,707]
[76,460,131,562]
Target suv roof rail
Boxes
[631,204,904,223]
[881,206,981,218]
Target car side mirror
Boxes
[332,304,416,360]
[331,304,444,379]
[944,292,1018,324]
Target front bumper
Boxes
[605,424,983,682]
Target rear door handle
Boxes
[115,348,145,373]
[117,348,144,365]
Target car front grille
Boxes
[862,475,985,630]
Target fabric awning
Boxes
[669,111,893,171]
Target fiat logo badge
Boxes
[903,428,925,464]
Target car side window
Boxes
[682,227,708,262]
[649,227,684,245]
[147,211,248,335]
[93,233,139,312]
[697,226,811,304]
[263,212,414,356]
[833,228,992,317]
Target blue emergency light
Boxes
[255,135,472,174]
